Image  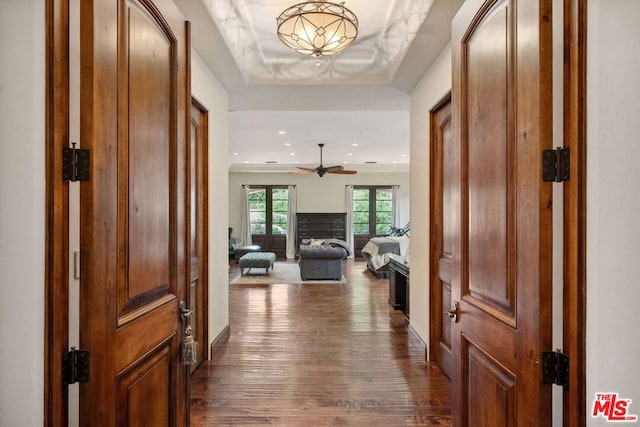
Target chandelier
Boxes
[276,1,359,58]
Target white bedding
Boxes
[361,235,410,271]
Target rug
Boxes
[230,261,346,285]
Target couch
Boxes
[298,244,347,280]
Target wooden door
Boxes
[429,94,453,379]
[189,99,208,372]
[451,0,553,425]
[79,0,190,425]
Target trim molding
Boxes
[209,325,231,359]
[408,323,428,361]
[563,0,587,425]
[45,0,70,425]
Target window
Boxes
[271,188,288,235]
[248,186,289,235]
[352,186,393,236]
[248,188,266,234]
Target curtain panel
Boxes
[239,185,252,246]
[286,185,297,259]
[344,185,354,258]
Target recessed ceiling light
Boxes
[352,143,358,147]
[401,154,407,158]
[243,160,249,163]
[278,130,286,135]
[393,161,398,164]
[347,153,353,156]
[233,152,239,156]
[285,143,291,146]
[290,152,295,156]
[344,161,349,164]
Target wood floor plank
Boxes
[190,260,452,426]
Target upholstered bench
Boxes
[238,252,276,276]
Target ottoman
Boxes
[238,252,276,276]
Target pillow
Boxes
[310,238,325,246]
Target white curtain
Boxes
[239,185,252,246]
[391,185,401,228]
[344,185,354,258]
[285,185,297,259]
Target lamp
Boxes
[276,1,358,58]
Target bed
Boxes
[361,235,410,278]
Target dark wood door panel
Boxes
[438,282,452,377]
[117,341,174,427]
[117,0,177,319]
[442,112,454,259]
[190,117,201,262]
[271,235,287,256]
[354,236,370,256]
[250,235,266,249]
[189,276,204,370]
[452,0,553,424]
[430,94,453,380]
[189,100,208,372]
[463,0,514,319]
[464,338,516,426]
[80,0,189,424]
[250,234,286,257]
[115,301,176,371]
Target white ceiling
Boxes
[174,0,464,171]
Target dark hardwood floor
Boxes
[190,260,452,426]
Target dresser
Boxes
[296,212,347,249]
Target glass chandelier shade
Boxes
[277,1,358,58]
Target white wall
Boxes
[191,51,230,349]
[228,171,410,239]
[586,1,640,424]
[409,43,453,349]
[0,1,45,425]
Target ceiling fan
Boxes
[289,143,357,177]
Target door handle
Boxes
[179,301,192,323]
[179,301,198,364]
[446,301,459,323]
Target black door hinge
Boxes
[62,143,90,182]
[62,347,90,385]
[542,350,569,388]
[542,147,570,182]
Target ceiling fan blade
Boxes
[328,169,357,175]
[289,145,352,176]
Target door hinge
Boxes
[62,347,90,385]
[542,350,569,388]
[62,143,90,182]
[542,147,570,182]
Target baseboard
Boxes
[209,325,230,359]
[407,323,429,361]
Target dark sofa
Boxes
[298,245,347,280]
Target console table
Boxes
[388,253,410,318]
